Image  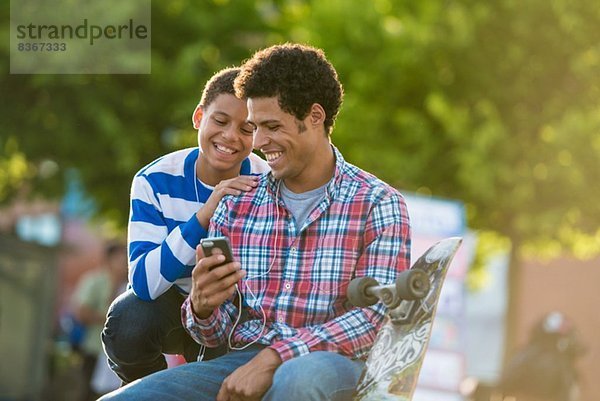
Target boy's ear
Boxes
[192,105,203,130]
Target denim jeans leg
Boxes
[264,351,365,401]
[98,346,264,401]
[101,287,200,383]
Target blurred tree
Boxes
[0,137,35,203]
[0,0,274,222]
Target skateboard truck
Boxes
[347,269,430,324]
[350,237,463,401]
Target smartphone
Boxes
[200,236,234,268]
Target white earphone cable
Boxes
[228,180,280,350]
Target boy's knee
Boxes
[103,291,161,354]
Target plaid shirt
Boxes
[182,146,411,362]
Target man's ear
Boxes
[192,104,203,130]
[309,103,326,126]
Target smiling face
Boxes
[248,96,334,193]
[194,93,254,185]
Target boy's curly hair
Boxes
[234,43,343,135]
[199,67,240,108]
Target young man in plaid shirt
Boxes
[100,43,411,401]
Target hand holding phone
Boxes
[192,236,243,319]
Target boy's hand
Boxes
[190,245,245,319]
[196,175,259,229]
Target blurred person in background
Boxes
[496,311,586,401]
[71,242,127,401]
[101,67,269,385]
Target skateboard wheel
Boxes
[395,269,430,300]
[347,277,379,307]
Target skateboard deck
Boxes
[349,237,462,400]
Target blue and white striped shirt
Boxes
[127,147,269,301]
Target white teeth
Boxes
[215,144,236,154]
[265,152,282,162]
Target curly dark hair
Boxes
[234,43,343,135]
[199,67,240,107]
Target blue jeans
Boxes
[102,288,225,383]
[98,345,365,401]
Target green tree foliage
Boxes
[0,137,35,202]
[274,0,600,250]
[0,0,274,221]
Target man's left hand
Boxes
[217,348,282,401]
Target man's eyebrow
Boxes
[252,119,281,126]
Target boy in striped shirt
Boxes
[102,67,269,384]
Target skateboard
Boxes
[348,237,463,400]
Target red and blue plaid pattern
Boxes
[183,146,411,362]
